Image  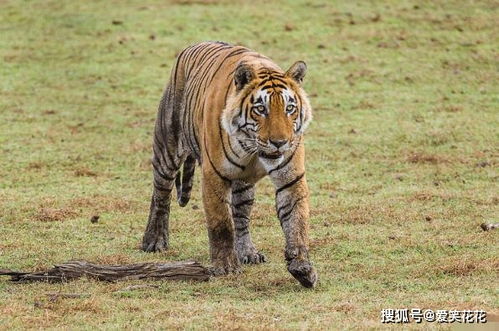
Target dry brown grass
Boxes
[33,207,78,222]
[407,152,450,165]
[438,257,499,277]
[73,167,98,177]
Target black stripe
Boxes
[233,212,249,220]
[239,128,253,138]
[152,162,175,181]
[153,142,174,174]
[236,228,249,237]
[232,184,252,195]
[164,140,179,169]
[226,66,238,80]
[295,109,303,132]
[276,172,305,194]
[277,196,305,220]
[233,199,254,209]
[186,43,228,79]
[181,46,199,81]
[261,83,287,90]
[172,46,190,94]
[203,133,231,183]
[157,94,180,169]
[182,81,201,156]
[154,181,173,193]
[207,48,249,86]
[276,202,290,217]
[222,80,233,108]
[258,76,287,87]
[243,104,251,125]
[219,124,245,169]
[237,139,254,153]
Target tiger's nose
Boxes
[269,139,287,148]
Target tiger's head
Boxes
[222,61,312,161]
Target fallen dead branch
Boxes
[0,260,210,283]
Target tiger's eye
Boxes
[253,105,266,115]
[286,105,296,113]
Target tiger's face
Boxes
[222,61,312,161]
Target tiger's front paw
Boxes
[210,249,241,276]
[287,259,318,288]
[236,239,267,264]
[238,251,267,264]
[285,247,317,288]
[240,252,266,264]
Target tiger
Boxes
[141,41,317,288]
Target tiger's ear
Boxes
[285,61,307,84]
[234,63,255,91]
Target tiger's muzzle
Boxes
[257,138,291,159]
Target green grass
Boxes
[1,0,498,328]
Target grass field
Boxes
[1,0,498,329]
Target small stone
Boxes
[90,215,100,223]
[481,223,499,231]
[476,161,490,168]
[425,216,432,222]
[370,13,381,22]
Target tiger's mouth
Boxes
[258,151,283,159]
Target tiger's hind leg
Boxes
[231,181,266,264]
[142,88,183,253]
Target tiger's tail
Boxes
[175,154,196,207]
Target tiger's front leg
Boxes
[232,180,266,264]
[270,148,318,288]
[202,168,241,275]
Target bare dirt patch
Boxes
[407,152,450,164]
[438,257,498,277]
[34,207,78,222]
[70,195,136,213]
[73,167,98,177]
